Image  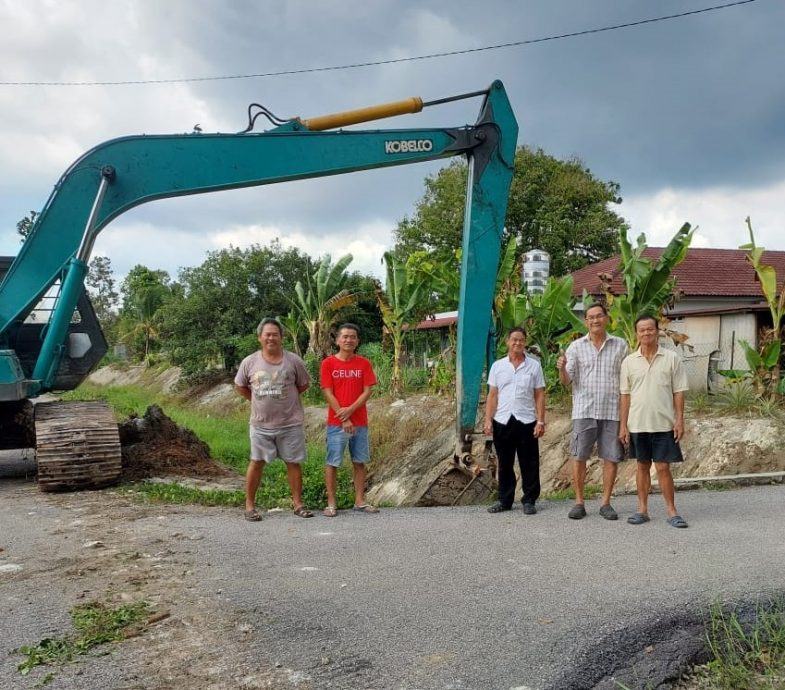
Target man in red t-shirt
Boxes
[319,323,378,516]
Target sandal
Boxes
[352,504,379,514]
[293,506,314,518]
[627,512,650,525]
[667,515,688,529]
[244,509,262,522]
[323,506,337,517]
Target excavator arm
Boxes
[0,80,517,478]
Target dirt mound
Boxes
[118,405,234,482]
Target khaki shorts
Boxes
[570,419,624,462]
[249,425,306,464]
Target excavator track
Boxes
[34,401,122,492]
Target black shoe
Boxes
[599,504,618,521]
[568,504,587,520]
[487,502,511,514]
[522,503,537,515]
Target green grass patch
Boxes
[17,601,149,677]
[687,598,785,689]
[542,484,603,501]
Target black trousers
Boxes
[492,416,541,507]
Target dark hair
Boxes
[634,313,659,330]
[508,326,527,338]
[585,303,608,317]
[337,323,360,337]
[256,317,283,336]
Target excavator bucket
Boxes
[415,438,498,507]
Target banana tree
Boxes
[497,275,584,386]
[605,223,694,347]
[290,253,356,359]
[738,217,784,395]
[376,251,427,395]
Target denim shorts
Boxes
[325,425,370,467]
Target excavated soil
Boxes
[118,404,235,483]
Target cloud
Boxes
[620,178,785,250]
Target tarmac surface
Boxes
[1,481,784,690]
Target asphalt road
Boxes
[2,482,784,690]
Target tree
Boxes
[16,211,38,243]
[394,147,627,277]
[602,223,694,348]
[118,265,173,361]
[85,255,118,324]
[375,252,427,395]
[160,242,313,374]
[291,254,357,359]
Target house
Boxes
[570,248,785,391]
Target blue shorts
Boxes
[326,425,370,467]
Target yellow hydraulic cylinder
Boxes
[300,97,423,131]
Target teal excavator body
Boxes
[0,80,517,488]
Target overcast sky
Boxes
[1,0,783,285]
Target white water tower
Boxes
[523,249,550,294]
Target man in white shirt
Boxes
[483,327,546,515]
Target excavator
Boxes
[0,80,518,493]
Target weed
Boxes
[687,597,785,689]
[17,601,149,676]
[704,481,733,492]
[687,391,713,415]
[715,380,759,414]
[755,396,782,419]
[542,484,603,501]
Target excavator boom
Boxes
[0,80,518,489]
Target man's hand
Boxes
[342,420,355,435]
[533,421,545,439]
[619,425,630,448]
[483,419,492,436]
[673,419,685,442]
[556,354,567,371]
[336,406,353,422]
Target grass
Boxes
[542,484,603,501]
[685,598,785,689]
[17,601,150,677]
[62,382,359,509]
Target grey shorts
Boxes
[571,419,624,462]
[629,431,684,463]
[249,425,306,464]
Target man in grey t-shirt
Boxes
[234,318,312,521]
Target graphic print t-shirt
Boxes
[234,350,310,428]
[319,355,377,427]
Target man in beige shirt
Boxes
[619,314,689,528]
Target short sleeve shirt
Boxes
[234,350,310,429]
[320,354,377,427]
[565,334,628,421]
[620,346,689,432]
[487,354,546,425]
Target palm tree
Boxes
[121,285,167,362]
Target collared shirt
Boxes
[565,333,628,421]
[620,346,689,432]
[487,354,545,425]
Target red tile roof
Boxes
[570,248,785,298]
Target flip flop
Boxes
[293,506,314,518]
[323,506,337,517]
[667,515,688,529]
[352,504,380,514]
[244,509,262,522]
[627,512,650,525]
